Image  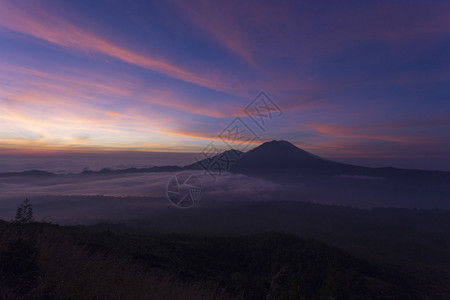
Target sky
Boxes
[0,0,449,169]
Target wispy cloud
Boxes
[0,0,448,164]
[0,1,227,91]
[168,0,256,65]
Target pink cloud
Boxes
[0,1,228,92]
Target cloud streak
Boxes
[0,1,226,91]
[0,0,449,165]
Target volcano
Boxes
[230,140,351,174]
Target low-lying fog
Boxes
[1,170,448,224]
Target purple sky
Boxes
[0,0,449,169]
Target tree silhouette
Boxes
[14,197,34,224]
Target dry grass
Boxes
[0,223,230,300]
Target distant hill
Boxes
[1,140,449,181]
[0,169,55,178]
[183,149,243,171]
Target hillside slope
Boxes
[0,221,424,300]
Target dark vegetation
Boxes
[1,198,449,299]
[127,200,450,298]
[0,221,227,300]
[0,220,437,300]
[2,197,449,298]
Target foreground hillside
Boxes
[0,221,444,300]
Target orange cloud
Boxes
[162,129,264,146]
[0,63,242,120]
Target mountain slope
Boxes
[230,140,369,176]
[229,140,450,181]
[232,140,332,171]
[0,222,421,299]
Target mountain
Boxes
[183,140,369,177]
[231,140,333,171]
[0,141,448,181]
[228,140,450,181]
[228,140,373,176]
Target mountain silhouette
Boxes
[185,140,363,176]
[231,140,332,171]
[183,149,243,171]
[229,140,450,181]
[0,141,448,181]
